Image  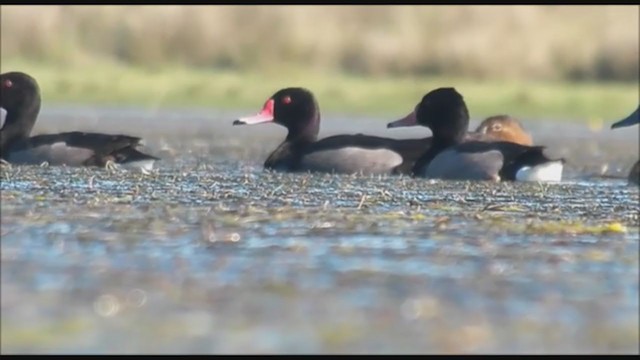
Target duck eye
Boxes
[2,79,12,88]
[282,96,292,105]
[492,123,502,131]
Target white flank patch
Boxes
[120,159,156,172]
[515,160,564,182]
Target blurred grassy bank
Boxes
[2,5,639,120]
[2,6,638,82]
[2,58,638,122]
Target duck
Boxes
[0,71,159,170]
[387,112,535,174]
[386,87,564,182]
[610,106,639,185]
[474,115,533,146]
[232,87,428,175]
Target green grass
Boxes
[2,58,638,121]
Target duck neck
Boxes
[431,113,469,146]
[0,98,41,152]
[412,118,468,176]
[411,137,456,176]
[285,110,320,144]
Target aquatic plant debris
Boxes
[1,111,638,354]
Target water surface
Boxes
[1,106,638,354]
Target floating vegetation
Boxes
[1,112,638,354]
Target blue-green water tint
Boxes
[1,108,639,354]
[2,164,638,354]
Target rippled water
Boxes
[1,106,639,354]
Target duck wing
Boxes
[5,131,158,167]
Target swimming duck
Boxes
[386,87,564,182]
[387,112,535,174]
[233,87,428,175]
[0,71,159,170]
[610,106,639,185]
[475,115,533,146]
